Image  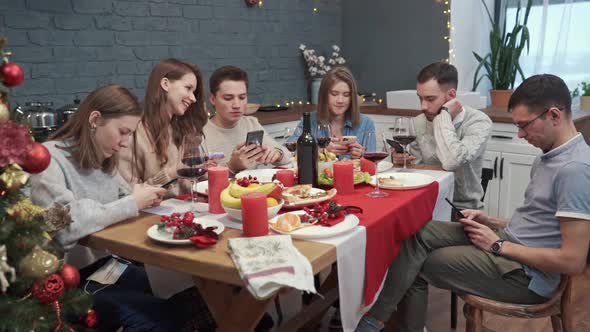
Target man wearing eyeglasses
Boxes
[392,62,493,212]
[356,74,590,332]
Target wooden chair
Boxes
[460,275,572,332]
[450,167,495,329]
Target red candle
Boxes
[275,169,295,187]
[241,192,269,237]
[333,161,354,194]
[208,166,229,214]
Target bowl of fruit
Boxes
[220,176,284,222]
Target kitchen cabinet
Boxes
[482,124,541,219]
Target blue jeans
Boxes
[80,257,185,332]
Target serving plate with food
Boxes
[147,212,224,245]
[281,184,337,208]
[268,210,359,240]
[370,172,436,190]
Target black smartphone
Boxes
[161,178,178,188]
[385,138,404,153]
[245,130,264,146]
[445,197,466,219]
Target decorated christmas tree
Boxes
[0,37,95,331]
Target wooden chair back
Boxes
[461,275,573,332]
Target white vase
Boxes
[310,78,322,105]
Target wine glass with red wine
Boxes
[178,135,209,212]
[316,123,331,154]
[363,132,390,198]
[283,127,302,158]
[392,117,417,171]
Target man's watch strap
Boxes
[490,239,506,255]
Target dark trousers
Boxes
[80,256,190,332]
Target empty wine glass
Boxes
[363,132,390,198]
[392,117,417,171]
[177,136,209,212]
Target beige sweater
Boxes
[118,122,189,196]
[203,116,292,172]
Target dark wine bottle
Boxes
[297,112,318,187]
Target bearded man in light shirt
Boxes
[393,62,492,211]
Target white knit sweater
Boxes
[410,106,492,209]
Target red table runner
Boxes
[334,182,439,305]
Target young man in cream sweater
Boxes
[203,65,291,174]
[394,62,492,210]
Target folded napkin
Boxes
[227,235,316,300]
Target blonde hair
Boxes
[317,66,360,128]
[50,85,141,173]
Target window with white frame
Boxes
[502,0,590,99]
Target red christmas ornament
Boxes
[1,62,25,87]
[19,142,51,173]
[60,264,80,289]
[83,309,98,328]
[31,273,65,304]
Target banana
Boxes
[326,151,337,161]
[220,188,241,209]
[319,151,326,162]
[228,182,276,198]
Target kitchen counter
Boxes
[252,104,590,144]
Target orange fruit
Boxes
[275,213,301,231]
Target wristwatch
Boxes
[440,106,450,114]
[490,239,506,255]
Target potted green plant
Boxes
[572,82,590,111]
[472,0,532,108]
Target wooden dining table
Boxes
[80,164,448,331]
[80,212,339,331]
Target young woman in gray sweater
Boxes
[29,85,188,331]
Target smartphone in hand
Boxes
[245,130,264,146]
[385,138,405,153]
[445,198,466,219]
[161,178,178,188]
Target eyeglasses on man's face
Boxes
[514,108,556,131]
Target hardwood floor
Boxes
[418,267,590,332]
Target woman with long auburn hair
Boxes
[29,85,189,331]
[288,66,375,159]
[119,58,209,196]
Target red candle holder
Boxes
[333,161,354,194]
[241,192,269,237]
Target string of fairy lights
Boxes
[441,0,454,63]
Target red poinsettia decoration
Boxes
[0,121,33,168]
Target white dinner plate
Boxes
[282,187,337,209]
[377,160,394,173]
[147,218,225,245]
[195,180,208,196]
[370,172,436,190]
[269,210,359,240]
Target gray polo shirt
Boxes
[505,133,590,298]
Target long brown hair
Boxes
[50,85,141,173]
[317,66,360,128]
[141,58,207,166]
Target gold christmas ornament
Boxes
[19,245,60,279]
[6,197,45,222]
[0,164,29,193]
[43,203,73,234]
